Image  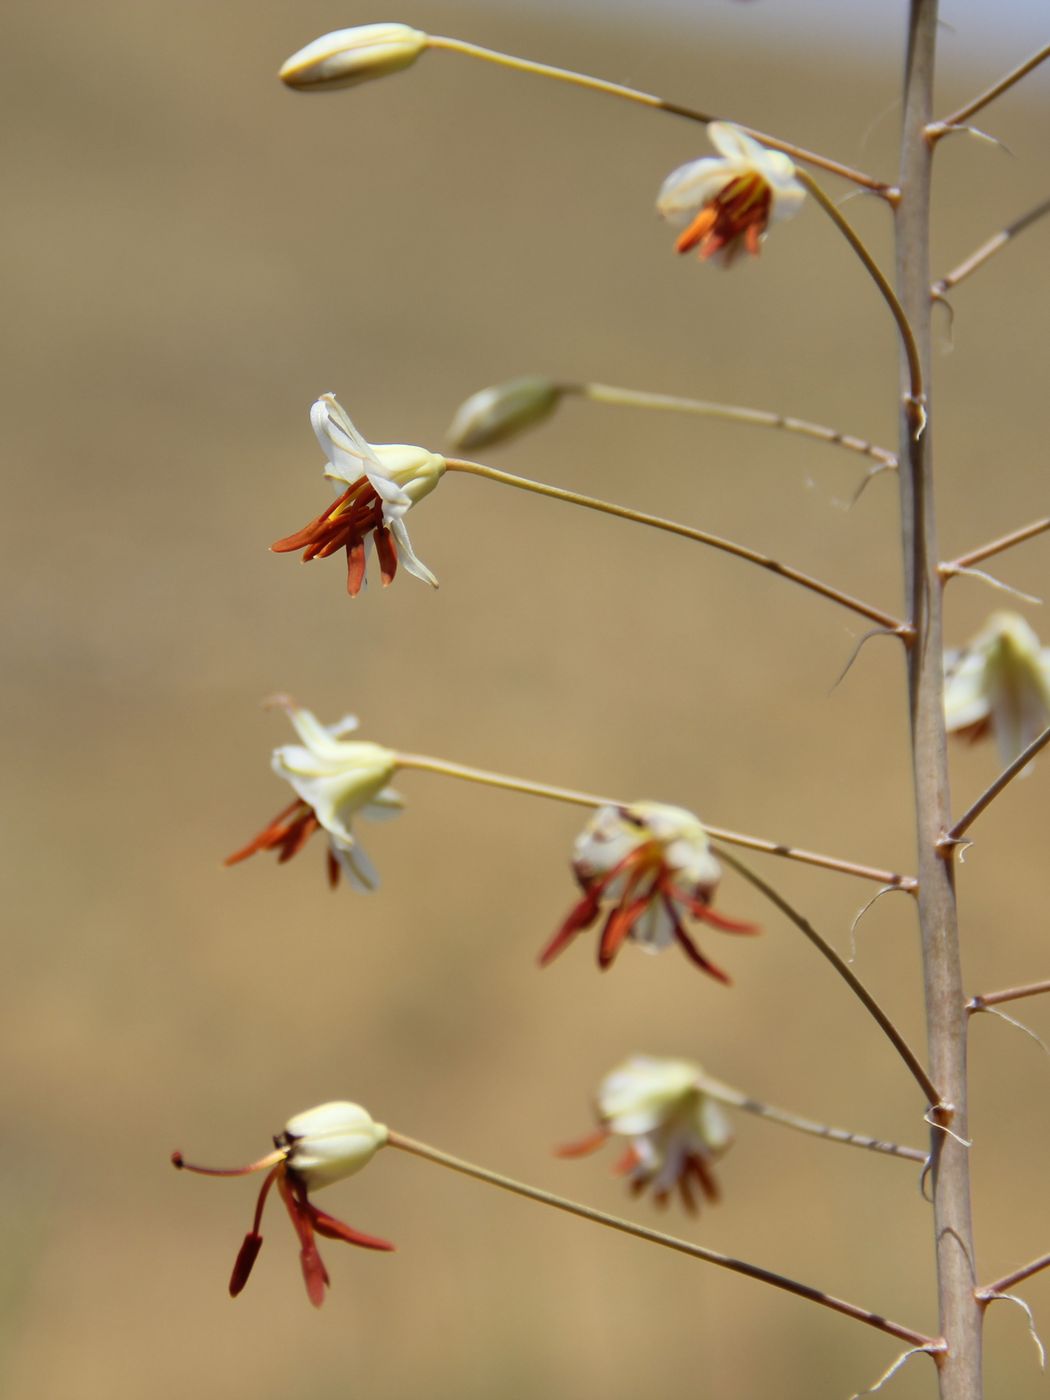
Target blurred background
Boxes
[3,1,1048,1396]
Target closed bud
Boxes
[447,376,563,451]
[280,24,428,91]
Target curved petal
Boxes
[388,517,438,587]
[707,121,768,166]
[656,156,730,221]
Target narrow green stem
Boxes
[446,458,909,634]
[572,382,898,472]
[799,172,924,415]
[385,1131,939,1347]
[967,979,1050,1013]
[395,752,915,889]
[695,1076,928,1162]
[934,43,1050,132]
[933,198,1050,298]
[424,35,892,195]
[943,724,1050,845]
[941,516,1050,575]
[716,848,941,1107]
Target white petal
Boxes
[331,836,381,892]
[943,651,992,730]
[707,121,768,165]
[368,469,413,509]
[389,516,438,587]
[656,156,730,220]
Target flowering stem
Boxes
[395,752,915,889]
[385,1130,939,1348]
[941,516,1050,576]
[694,1077,928,1163]
[979,1253,1050,1298]
[716,849,941,1108]
[932,198,1050,298]
[897,6,984,1394]
[445,458,909,634]
[932,43,1050,133]
[942,724,1050,846]
[967,979,1050,1013]
[423,35,892,195]
[797,172,924,415]
[568,381,898,473]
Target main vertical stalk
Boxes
[896,5,983,1397]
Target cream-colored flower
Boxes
[272,393,445,596]
[539,801,757,980]
[944,612,1050,768]
[558,1055,733,1212]
[173,1101,392,1307]
[657,122,805,266]
[279,24,427,91]
[226,700,402,891]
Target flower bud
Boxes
[447,376,563,451]
[280,24,428,91]
[281,1101,389,1189]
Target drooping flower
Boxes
[172,1101,393,1307]
[657,123,805,266]
[944,612,1050,768]
[272,393,446,597]
[557,1055,733,1213]
[539,801,758,980]
[279,24,428,90]
[225,698,402,891]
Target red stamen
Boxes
[665,897,731,983]
[307,1203,395,1252]
[326,848,341,890]
[690,1154,721,1204]
[597,889,651,969]
[224,797,311,866]
[673,174,772,264]
[678,1170,698,1216]
[537,889,602,966]
[374,525,399,588]
[279,1172,329,1308]
[553,1128,610,1159]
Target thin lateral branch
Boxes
[798,173,924,413]
[933,43,1050,133]
[967,979,1050,1012]
[424,35,892,195]
[395,752,915,888]
[714,849,941,1107]
[980,1253,1050,1298]
[932,198,1050,298]
[695,1076,928,1162]
[386,1130,939,1347]
[570,382,898,472]
[943,724,1050,844]
[446,458,909,634]
[941,516,1050,575]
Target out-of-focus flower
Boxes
[539,801,758,980]
[944,612,1050,768]
[557,1055,732,1212]
[173,1101,392,1307]
[272,393,445,596]
[657,123,805,266]
[446,376,563,451]
[279,24,428,91]
[226,699,402,891]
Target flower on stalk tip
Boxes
[657,122,805,266]
[557,1056,733,1213]
[539,801,758,980]
[173,1101,392,1307]
[272,393,446,597]
[944,612,1050,769]
[226,699,402,891]
[279,24,428,91]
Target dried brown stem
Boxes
[386,1131,940,1348]
[943,725,1050,845]
[967,980,1050,1013]
[932,198,1050,298]
[941,516,1050,575]
[934,44,1050,133]
[979,1253,1050,1299]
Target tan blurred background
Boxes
[4,2,1048,1397]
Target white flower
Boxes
[279,24,428,91]
[944,612,1050,768]
[539,800,757,979]
[657,122,806,266]
[173,1100,392,1307]
[558,1055,733,1212]
[226,700,402,891]
[279,1101,389,1189]
[272,393,446,596]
